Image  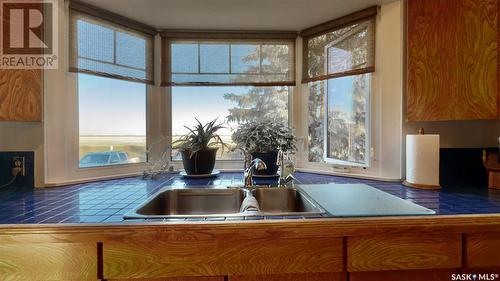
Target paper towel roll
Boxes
[405,134,440,188]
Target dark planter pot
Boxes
[251,151,279,175]
[180,148,218,175]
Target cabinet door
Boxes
[407,0,458,121]
[407,0,498,121]
[349,269,457,281]
[347,234,462,272]
[0,242,97,280]
[0,69,42,121]
[456,0,498,120]
[229,273,344,281]
[106,276,224,281]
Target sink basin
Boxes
[251,188,325,216]
[127,188,246,218]
[124,186,325,219]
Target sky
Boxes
[78,73,250,136]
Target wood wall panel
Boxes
[229,273,344,281]
[104,237,343,279]
[456,0,498,120]
[406,0,498,121]
[0,69,42,121]
[347,235,462,272]
[349,269,457,281]
[0,242,97,280]
[466,233,500,268]
[407,0,458,121]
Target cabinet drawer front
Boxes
[467,233,500,268]
[104,237,343,279]
[0,242,97,280]
[347,235,461,271]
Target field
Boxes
[79,135,146,162]
[79,135,243,162]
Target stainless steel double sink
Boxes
[124,187,325,219]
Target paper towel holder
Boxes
[403,128,441,190]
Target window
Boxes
[171,86,289,160]
[302,8,376,167]
[78,74,147,168]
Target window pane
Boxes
[116,32,146,69]
[200,44,230,73]
[231,44,260,74]
[77,20,114,63]
[171,86,289,160]
[261,44,290,74]
[325,74,369,165]
[171,43,198,73]
[78,74,146,168]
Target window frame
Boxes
[75,73,150,171]
[322,74,372,168]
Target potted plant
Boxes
[232,119,296,175]
[173,118,227,175]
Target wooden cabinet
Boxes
[347,234,462,271]
[407,0,498,121]
[228,273,344,281]
[0,242,97,280]
[103,237,343,279]
[466,233,500,268]
[0,69,42,121]
[349,270,457,281]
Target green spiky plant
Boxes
[172,118,228,157]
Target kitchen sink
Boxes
[126,188,246,218]
[252,188,325,216]
[124,186,325,219]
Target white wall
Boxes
[0,122,44,187]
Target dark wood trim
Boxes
[301,67,375,84]
[299,6,379,38]
[69,67,155,85]
[69,0,157,36]
[160,30,298,40]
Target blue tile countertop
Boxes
[0,172,500,224]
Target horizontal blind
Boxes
[69,3,156,84]
[301,7,377,83]
[161,32,296,86]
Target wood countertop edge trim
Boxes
[0,214,499,237]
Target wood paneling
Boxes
[104,237,343,279]
[0,69,42,121]
[0,242,97,280]
[466,233,500,268]
[406,0,498,121]
[229,273,344,281]
[347,235,462,271]
[349,269,457,281]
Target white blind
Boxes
[69,3,156,84]
[162,34,296,86]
